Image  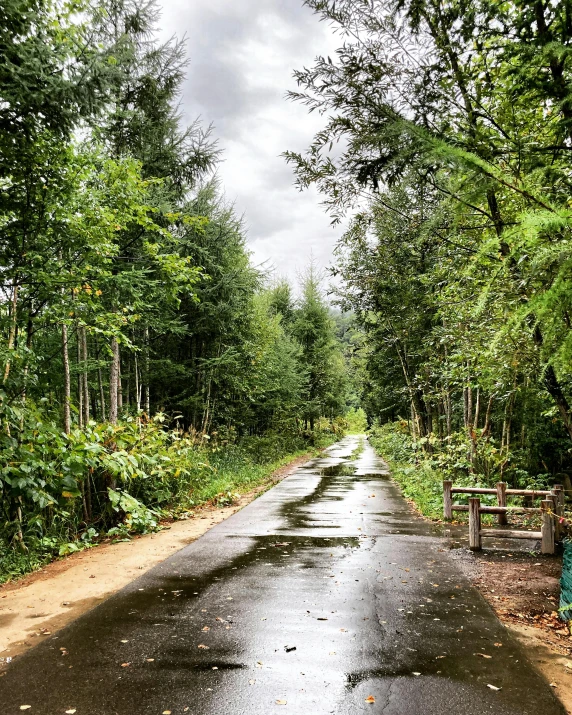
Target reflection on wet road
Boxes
[0,436,564,714]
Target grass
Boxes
[368,424,533,526]
[192,441,335,506]
[368,425,445,520]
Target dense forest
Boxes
[0,0,355,578]
[4,0,572,579]
[287,0,572,507]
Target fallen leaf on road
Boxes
[494,643,502,647]
[198,644,209,649]
[365,696,375,703]
[487,684,501,691]
[202,627,210,632]
[121,662,130,667]
[475,653,492,659]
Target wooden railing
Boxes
[443,481,564,554]
[467,497,555,554]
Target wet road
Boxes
[0,436,564,714]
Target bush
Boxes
[369,421,552,520]
[0,415,340,583]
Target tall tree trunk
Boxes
[144,326,150,414]
[62,323,71,434]
[98,366,107,421]
[77,328,83,429]
[482,394,495,439]
[410,403,417,441]
[96,338,106,421]
[117,358,123,412]
[543,363,572,441]
[473,387,480,430]
[81,327,90,426]
[3,280,19,383]
[109,337,120,424]
[20,316,33,423]
[125,353,131,408]
[134,348,141,412]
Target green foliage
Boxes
[369,422,552,520]
[0,0,354,583]
[345,407,368,434]
[369,424,445,520]
[289,0,572,488]
[0,417,338,582]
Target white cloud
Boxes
[158,0,343,285]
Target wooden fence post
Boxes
[496,482,507,526]
[541,499,555,555]
[443,481,453,520]
[554,484,565,514]
[552,486,564,542]
[469,498,482,551]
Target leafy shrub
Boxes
[0,414,340,582]
[369,422,551,520]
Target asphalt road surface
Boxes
[0,435,565,714]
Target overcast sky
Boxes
[158,0,342,285]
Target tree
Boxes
[292,268,348,429]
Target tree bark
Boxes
[3,281,19,384]
[81,326,90,426]
[144,326,150,414]
[62,323,71,434]
[117,357,123,412]
[98,366,106,421]
[109,337,120,424]
[77,328,83,429]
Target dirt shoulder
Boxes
[439,519,572,713]
[465,549,572,712]
[0,452,313,665]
